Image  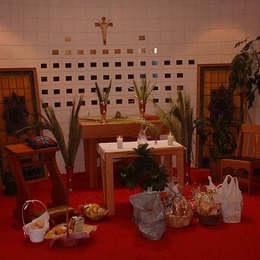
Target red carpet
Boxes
[1,170,260,260]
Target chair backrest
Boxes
[235,124,260,159]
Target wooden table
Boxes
[5,144,69,223]
[98,140,185,215]
[79,117,163,189]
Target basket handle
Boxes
[84,196,104,206]
[22,200,48,226]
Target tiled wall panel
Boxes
[0,0,259,173]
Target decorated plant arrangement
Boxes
[133,78,154,119]
[95,80,112,123]
[119,143,169,191]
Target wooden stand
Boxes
[5,143,72,223]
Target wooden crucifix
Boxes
[95,17,113,45]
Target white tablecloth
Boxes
[98,140,183,159]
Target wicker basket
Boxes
[197,212,222,226]
[80,196,108,221]
[197,189,222,226]
[165,207,193,228]
[161,193,193,228]
[22,200,50,243]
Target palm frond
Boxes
[67,95,83,167]
[16,95,84,168]
[154,91,194,164]
[95,80,112,102]
[133,78,154,101]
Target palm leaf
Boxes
[16,95,84,168]
[95,80,112,102]
[133,78,154,101]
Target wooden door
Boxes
[196,64,243,168]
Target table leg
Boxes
[100,156,107,207]
[163,155,172,179]
[176,148,185,187]
[104,154,115,215]
[84,138,99,189]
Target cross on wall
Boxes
[95,17,113,45]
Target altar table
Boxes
[98,140,185,215]
[79,117,163,189]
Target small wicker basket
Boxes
[22,200,50,243]
[197,212,222,226]
[165,207,193,228]
[80,196,108,221]
[197,189,222,226]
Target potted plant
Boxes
[229,36,260,119]
[119,143,169,191]
[194,114,240,181]
[154,90,194,184]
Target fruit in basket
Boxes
[84,203,106,218]
[54,226,67,235]
[31,220,45,230]
[35,220,45,228]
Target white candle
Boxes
[167,133,174,146]
[117,136,123,148]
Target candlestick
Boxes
[117,135,123,148]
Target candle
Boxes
[117,135,123,148]
[167,133,174,146]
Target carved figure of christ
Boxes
[95,17,113,45]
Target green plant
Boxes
[133,78,154,102]
[154,91,194,166]
[119,143,169,191]
[95,80,112,103]
[194,114,240,161]
[229,36,260,110]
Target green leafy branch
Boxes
[133,78,154,102]
[95,80,112,103]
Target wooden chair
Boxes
[220,124,260,195]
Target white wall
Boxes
[0,0,259,173]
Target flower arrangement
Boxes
[95,80,112,103]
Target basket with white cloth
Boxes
[22,200,50,243]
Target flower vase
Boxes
[66,166,74,192]
[137,125,148,145]
[139,100,146,119]
[99,102,107,124]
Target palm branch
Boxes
[16,95,84,168]
[133,78,154,101]
[154,91,194,165]
[95,80,112,103]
